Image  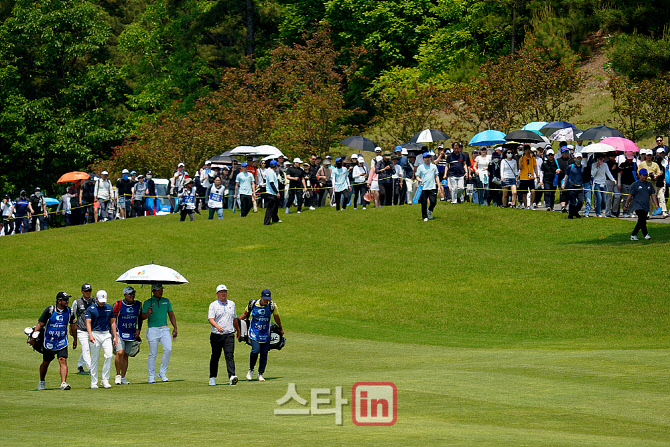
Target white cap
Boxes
[216,284,228,293]
[358,156,365,163]
[401,149,408,155]
[293,157,302,163]
[567,144,574,150]
[101,170,108,175]
[122,169,129,174]
[375,146,382,152]
[178,162,185,167]
[96,290,107,303]
[657,148,665,153]
[351,153,358,159]
[205,160,212,164]
[546,149,555,155]
[375,155,382,162]
[574,152,583,158]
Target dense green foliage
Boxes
[1,0,669,193]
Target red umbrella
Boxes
[600,137,639,153]
[57,171,90,183]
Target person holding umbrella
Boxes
[624,168,659,240]
[141,284,177,383]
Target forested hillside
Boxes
[1,0,669,191]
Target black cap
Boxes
[81,283,92,292]
[56,292,71,300]
[261,289,272,299]
[3,194,9,199]
[146,170,153,175]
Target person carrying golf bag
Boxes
[237,289,284,382]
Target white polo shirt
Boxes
[208,299,236,334]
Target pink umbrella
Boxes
[600,137,639,152]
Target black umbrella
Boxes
[540,121,581,136]
[577,126,623,141]
[504,130,545,143]
[409,129,450,143]
[341,136,377,152]
[401,142,427,150]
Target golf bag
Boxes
[24,325,45,354]
[238,318,286,351]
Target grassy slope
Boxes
[1,205,668,446]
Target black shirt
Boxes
[286,166,305,189]
[116,178,134,197]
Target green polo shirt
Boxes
[142,296,173,328]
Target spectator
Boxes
[228,161,240,210]
[263,160,281,225]
[376,151,393,206]
[94,171,114,222]
[256,160,267,209]
[198,160,213,212]
[285,158,307,214]
[488,151,502,207]
[331,157,351,211]
[2,193,14,235]
[639,149,663,213]
[178,178,197,221]
[416,152,442,221]
[29,187,48,231]
[474,148,491,206]
[500,149,519,208]
[116,169,133,219]
[56,186,76,226]
[615,153,637,218]
[367,154,381,208]
[11,190,31,233]
[445,142,468,204]
[581,153,595,218]
[235,162,256,217]
[533,147,545,208]
[540,149,559,211]
[653,148,668,217]
[145,171,156,215]
[556,148,571,213]
[132,175,147,217]
[391,155,404,205]
[307,154,320,210]
[316,155,332,208]
[403,153,416,205]
[518,145,538,209]
[276,158,287,208]
[352,156,369,210]
[562,152,585,219]
[591,154,616,218]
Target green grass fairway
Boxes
[1,203,669,446]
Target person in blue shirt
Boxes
[416,153,443,221]
[561,152,585,219]
[238,289,284,382]
[264,161,282,225]
[332,158,351,211]
[10,190,32,233]
[33,292,76,390]
[235,163,257,217]
[113,286,142,385]
[86,290,117,389]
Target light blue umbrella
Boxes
[44,197,59,206]
[522,121,548,136]
[469,130,507,146]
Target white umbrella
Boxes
[228,146,256,155]
[549,128,580,141]
[254,145,284,157]
[116,264,189,285]
[581,143,616,153]
[530,135,551,149]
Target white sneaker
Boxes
[102,380,112,389]
[531,205,536,210]
[91,383,99,389]
[309,206,315,210]
[38,380,45,391]
[663,212,668,218]
[60,382,71,390]
[120,377,130,385]
[276,220,282,223]
[230,375,238,386]
[115,375,122,385]
[423,218,428,222]
[285,208,289,214]
[362,207,366,210]
[209,377,216,386]
[148,378,155,384]
[645,234,651,240]
[297,211,301,214]
[159,374,169,382]
[246,370,253,381]
[630,235,638,241]
[258,374,266,382]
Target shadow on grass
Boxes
[568,222,670,246]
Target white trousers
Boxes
[147,326,172,379]
[77,330,92,370]
[89,331,113,385]
[449,176,465,203]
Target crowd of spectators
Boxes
[3,136,669,235]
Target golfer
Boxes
[238,289,283,382]
[416,152,442,221]
[86,290,117,389]
[208,285,239,386]
[141,283,178,383]
[71,283,94,374]
[33,292,76,390]
[624,168,659,240]
[114,286,143,385]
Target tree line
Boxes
[0,0,668,191]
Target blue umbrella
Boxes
[44,197,59,206]
[522,121,548,136]
[540,121,579,136]
[469,130,507,146]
